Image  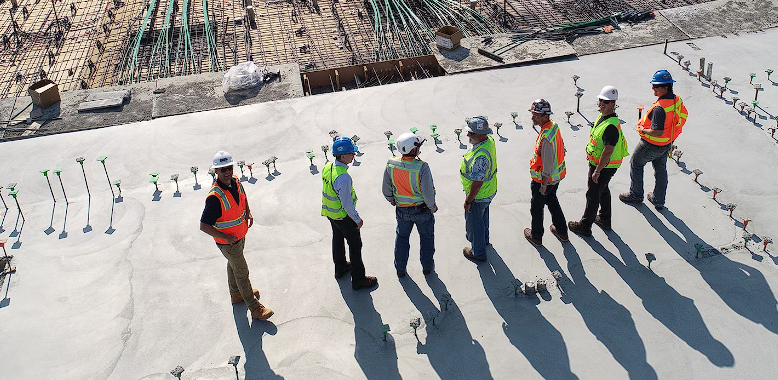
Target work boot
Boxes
[524,228,542,247]
[550,225,569,242]
[463,247,487,262]
[231,289,260,304]
[647,192,664,210]
[335,261,352,279]
[594,216,612,231]
[250,303,274,320]
[619,192,643,204]
[352,276,378,290]
[568,221,593,237]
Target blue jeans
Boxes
[465,200,490,260]
[628,139,672,205]
[394,206,435,272]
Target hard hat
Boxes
[463,116,492,134]
[529,99,553,115]
[396,132,425,154]
[650,70,676,84]
[332,136,358,155]
[212,151,234,168]
[598,85,618,101]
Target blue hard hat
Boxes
[650,70,676,84]
[332,136,358,155]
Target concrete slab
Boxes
[1,26,778,380]
[571,13,691,55]
[431,36,577,74]
[661,0,778,38]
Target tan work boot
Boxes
[231,289,260,304]
[251,303,274,320]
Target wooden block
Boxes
[78,98,124,112]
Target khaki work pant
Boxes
[217,238,260,310]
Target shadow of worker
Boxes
[400,274,493,379]
[478,248,578,379]
[651,208,778,336]
[587,230,734,367]
[339,284,401,380]
[537,244,657,379]
[233,305,284,380]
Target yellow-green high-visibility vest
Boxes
[586,114,629,168]
[321,162,357,219]
[460,135,497,199]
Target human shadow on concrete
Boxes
[536,244,657,379]
[400,274,493,379]
[339,283,401,380]
[641,208,778,336]
[477,247,579,379]
[232,305,283,380]
[586,230,735,367]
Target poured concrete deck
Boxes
[1,22,778,380]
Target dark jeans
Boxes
[465,200,490,260]
[329,217,366,282]
[530,181,567,240]
[628,139,672,205]
[581,164,617,227]
[394,206,435,272]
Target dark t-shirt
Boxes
[597,113,620,146]
[200,178,240,225]
[648,92,676,130]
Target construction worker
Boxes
[620,70,688,210]
[525,99,568,246]
[200,151,273,320]
[461,116,497,262]
[321,136,378,290]
[382,132,437,277]
[568,86,630,236]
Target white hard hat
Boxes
[212,151,234,168]
[396,132,425,155]
[598,85,618,101]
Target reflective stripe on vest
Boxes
[586,115,629,169]
[321,162,357,219]
[638,95,688,145]
[460,135,498,199]
[208,176,248,244]
[387,158,425,206]
[529,121,566,182]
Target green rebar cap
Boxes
[9,189,18,197]
[306,152,315,159]
[431,133,440,140]
[97,156,107,163]
[54,168,63,175]
[410,127,418,134]
[387,139,395,146]
[429,124,437,131]
[40,169,49,176]
[113,179,121,187]
[382,324,391,333]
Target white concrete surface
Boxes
[1,28,778,380]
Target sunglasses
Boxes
[218,166,234,173]
[598,99,614,104]
[652,84,666,89]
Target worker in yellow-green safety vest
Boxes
[569,86,629,237]
[620,70,688,210]
[524,99,569,247]
[382,132,438,278]
[460,116,497,263]
[321,136,378,291]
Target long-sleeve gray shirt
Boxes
[333,160,361,223]
[382,158,437,212]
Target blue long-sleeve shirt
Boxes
[333,160,361,223]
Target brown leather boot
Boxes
[251,303,274,320]
[231,289,260,304]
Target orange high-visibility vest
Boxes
[208,176,248,244]
[387,157,425,207]
[638,95,688,146]
[530,121,566,183]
